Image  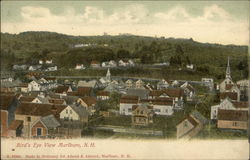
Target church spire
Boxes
[106,68,111,81]
[226,57,231,79]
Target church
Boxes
[219,57,240,101]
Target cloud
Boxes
[1,4,248,45]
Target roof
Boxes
[79,96,97,106]
[40,114,60,129]
[0,95,15,110]
[190,110,208,124]
[78,80,97,88]
[120,95,139,104]
[218,109,248,121]
[132,105,153,115]
[149,88,184,98]
[91,61,100,64]
[187,116,198,127]
[8,120,23,130]
[15,103,66,118]
[220,92,237,101]
[140,98,173,106]
[70,105,89,117]
[97,91,110,96]
[77,87,92,96]
[49,98,65,105]
[55,86,71,93]
[232,101,249,109]
[19,96,36,103]
[126,88,149,99]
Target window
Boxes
[128,108,132,112]
[27,117,31,122]
[165,109,168,113]
[66,109,68,114]
[154,109,160,112]
[233,122,238,126]
[36,128,42,136]
[184,121,188,127]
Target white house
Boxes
[28,65,42,71]
[28,80,41,91]
[60,105,88,123]
[135,79,145,89]
[45,66,57,72]
[75,64,86,70]
[118,59,135,67]
[125,79,134,88]
[120,96,139,115]
[186,64,194,70]
[210,98,248,120]
[101,60,117,68]
[45,59,53,64]
[157,79,170,90]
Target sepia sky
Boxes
[1,1,249,45]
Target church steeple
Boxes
[106,68,111,81]
[226,57,231,79]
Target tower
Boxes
[106,68,111,82]
[226,57,231,80]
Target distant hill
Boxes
[1,31,248,80]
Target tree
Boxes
[117,49,130,59]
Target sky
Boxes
[1,1,249,45]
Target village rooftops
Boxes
[218,109,248,121]
[140,98,174,106]
[76,87,92,96]
[48,98,65,105]
[149,88,184,98]
[55,85,71,94]
[15,103,67,119]
[97,91,110,96]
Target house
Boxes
[217,109,248,130]
[236,79,249,101]
[132,104,154,126]
[59,104,88,125]
[77,97,97,115]
[104,83,126,94]
[171,80,180,87]
[97,91,110,100]
[31,114,60,137]
[99,68,112,87]
[153,62,170,67]
[140,98,174,116]
[28,65,42,71]
[210,98,248,120]
[14,103,66,137]
[8,120,23,138]
[101,60,117,68]
[39,60,44,64]
[1,110,8,137]
[157,79,170,90]
[176,111,207,139]
[76,87,93,97]
[186,64,194,70]
[75,64,86,70]
[45,59,53,64]
[125,79,134,88]
[28,80,41,92]
[55,85,72,96]
[119,96,139,115]
[180,82,195,101]
[90,61,101,68]
[135,79,145,89]
[13,64,28,70]
[19,96,37,103]
[45,65,57,72]
[201,78,214,91]
[149,88,184,109]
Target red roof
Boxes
[218,109,248,121]
[49,98,65,105]
[55,86,71,93]
[77,87,92,96]
[19,96,36,103]
[15,103,66,119]
[232,101,248,109]
[97,91,110,96]
[79,96,97,106]
[120,96,139,104]
[149,89,184,98]
[220,92,237,101]
[91,61,100,65]
[140,98,173,105]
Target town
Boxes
[1,47,248,140]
